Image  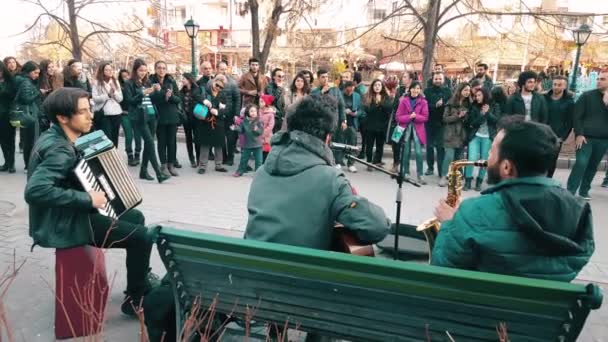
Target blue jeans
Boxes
[237,147,263,174]
[400,125,423,176]
[465,136,491,179]
[441,148,464,177]
[566,138,608,196]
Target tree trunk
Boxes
[258,0,283,74]
[67,0,82,60]
[249,0,260,61]
[421,0,441,83]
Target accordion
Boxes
[74,131,142,219]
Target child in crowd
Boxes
[259,94,276,161]
[233,104,264,177]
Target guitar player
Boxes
[243,94,390,249]
[24,87,157,317]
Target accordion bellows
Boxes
[74,131,142,219]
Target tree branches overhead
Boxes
[20,0,146,60]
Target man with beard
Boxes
[239,57,267,107]
[504,71,548,124]
[473,63,493,91]
[544,76,574,178]
[567,69,608,199]
[424,72,452,176]
[430,116,594,282]
[425,64,452,89]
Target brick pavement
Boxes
[1,138,607,341]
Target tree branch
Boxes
[402,0,427,27]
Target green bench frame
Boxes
[156,226,603,341]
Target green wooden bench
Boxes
[155,226,603,341]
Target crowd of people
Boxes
[13,51,606,341]
[1,56,608,199]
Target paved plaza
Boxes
[1,138,607,341]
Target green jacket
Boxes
[24,125,94,249]
[431,177,594,282]
[0,79,16,115]
[14,75,42,120]
[122,79,154,122]
[244,131,390,250]
[572,89,608,139]
[148,74,182,125]
[504,92,548,124]
[264,82,286,131]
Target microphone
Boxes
[330,142,361,154]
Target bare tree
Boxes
[242,0,323,72]
[18,0,146,60]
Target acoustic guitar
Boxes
[332,224,375,257]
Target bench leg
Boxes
[55,246,109,339]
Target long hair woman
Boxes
[0,61,16,173]
[122,59,168,183]
[149,61,182,177]
[118,68,141,166]
[38,59,59,100]
[361,79,392,170]
[92,62,123,146]
[464,87,499,191]
[3,57,21,76]
[439,82,472,186]
[15,61,42,169]
[283,72,310,130]
[394,81,429,184]
[179,72,205,167]
[63,59,92,95]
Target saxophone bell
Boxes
[417,160,487,263]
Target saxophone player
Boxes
[431,116,594,282]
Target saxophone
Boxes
[416,159,487,262]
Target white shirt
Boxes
[521,93,533,121]
[92,80,124,116]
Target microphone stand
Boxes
[344,153,420,260]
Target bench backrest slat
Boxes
[158,227,602,342]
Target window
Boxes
[604,15,608,26]
[373,9,386,20]
[392,1,398,12]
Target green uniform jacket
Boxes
[431,177,594,282]
[149,74,182,125]
[244,130,390,250]
[24,125,94,249]
[264,82,286,131]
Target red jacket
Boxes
[395,95,429,145]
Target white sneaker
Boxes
[348,165,357,173]
[335,164,342,170]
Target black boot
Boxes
[475,177,483,191]
[174,159,182,168]
[0,164,8,172]
[134,152,141,166]
[127,153,137,166]
[139,169,154,181]
[463,178,472,191]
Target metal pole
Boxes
[570,44,582,93]
[191,36,197,76]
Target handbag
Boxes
[391,125,405,143]
[193,103,208,120]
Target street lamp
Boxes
[184,17,200,76]
[570,23,592,92]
